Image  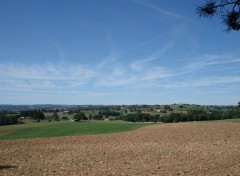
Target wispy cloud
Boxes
[164,76,240,89]
[129,24,187,71]
[142,67,172,81]
[192,76,240,87]
[1,52,239,93]
[95,61,172,87]
[0,62,95,81]
[122,34,166,54]
[130,34,180,72]
[0,59,173,90]
[95,31,178,87]
[186,54,240,71]
[97,75,138,87]
[0,80,57,89]
[0,62,96,89]
[133,0,194,23]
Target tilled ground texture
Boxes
[1,122,240,176]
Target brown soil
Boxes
[1,122,240,176]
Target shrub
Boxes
[62,116,68,120]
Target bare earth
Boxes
[1,122,240,176]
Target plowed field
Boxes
[1,122,240,176]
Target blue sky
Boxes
[0,0,239,105]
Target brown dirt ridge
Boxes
[1,122,240,176]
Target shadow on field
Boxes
[0,165,18,170]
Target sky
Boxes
[0,0,239,105]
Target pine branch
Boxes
[196,0,240,31]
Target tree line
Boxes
[0,113,19,126]
[161,110,240,123]
[99,110,121,116]
[118,113,160,122]
[118,109,240,123]
[20,110,45,120]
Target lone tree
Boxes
[196,0,240,31]
[73,112,87,121]
[52,112,59,121]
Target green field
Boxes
[0,120,150,140]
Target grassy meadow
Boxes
[0,120,149,140]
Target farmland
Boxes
[0,121,148,140]
[1,121,240,175]
[0,104,240,175]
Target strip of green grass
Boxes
[210,118,240,122]
[0,120,149,140]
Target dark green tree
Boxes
[53,112,59,121]
[73,112,87,121]
[0,114,18,126]
[20,110,45,120]
[196,0,240,31]
[93,114,103,120]
[88,114,93,120]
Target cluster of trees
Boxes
[72,111,121,121]
[73,112,108,121]
[0,114,18,126]
[20,110,45,120]
[73,112,88,121]
[163,105,173,111]
[120,113,160,122]
[92,114,103,120]
[161,110,240,123]
[51,112,59,121]
[99,110,121,116]
[118,109,240,123]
